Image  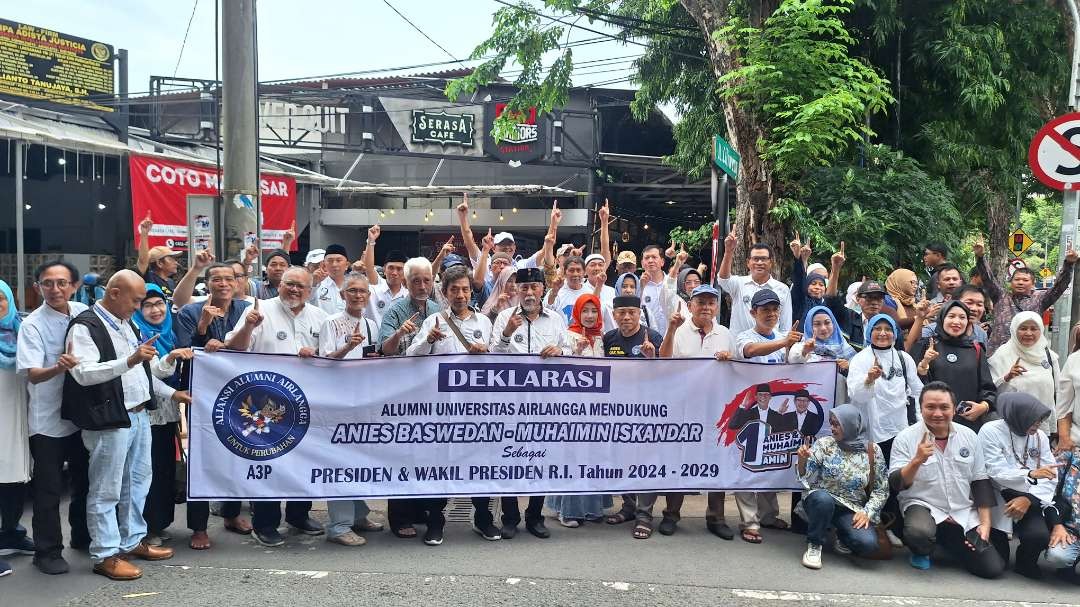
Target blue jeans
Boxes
[326,500,371,538]
[82,411,152,562]
[802,490,878,555]
[1047,539,1080,569]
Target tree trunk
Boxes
[680,0,786,273]
[984,183,1012,283]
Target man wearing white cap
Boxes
[456,198,545,281]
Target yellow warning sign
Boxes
[1009,229,1034,256]
[1040,266,1054,279]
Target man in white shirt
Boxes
[547,256,591,324]
[66,270,191,580]
[16,261,90,575]
[735,290,802,364]
[655,285,736,540]
[487,268,567,539]
[310,244,350,315]
[405,266,495,545]
[717,232,792,336]
[359,225,409,326]
[638,245,668,335]
[890,382,1004,578]
[225,266,328,547]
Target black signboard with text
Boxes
[484,102,546,163]
[0,18,115,113]
[410,109,475,147]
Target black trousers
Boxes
[143,422,178,533]
[471,496,544,527]
[1010,506,1052,570]
[186,501,242,532]
[902,505,1006,579]
[387,498,447,531]
[0,483,26,538]
[29,433,90,558]
[252,501,312,532]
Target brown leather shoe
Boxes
[124,541,174,561]
[93,556,143,580]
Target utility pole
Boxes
[221,0,260,260]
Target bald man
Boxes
[64,270,193,580]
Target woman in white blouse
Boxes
[1055,323,1080,453]
[978,393,1068,579]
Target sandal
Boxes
[605,511,634,525]
[762,519,789,531]
[391,525,418,539]
[632,523,653,539]
[351,519,385,533]
[741,529,763,544]
[189,531,211,550]
[223,517,253,535]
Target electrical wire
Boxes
[173,0,201,77]
[381,0,462,64]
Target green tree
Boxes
[768,145,964,282]
[1019,194,1063,270]
[447,0,893,264]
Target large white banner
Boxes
[188,351,837,500]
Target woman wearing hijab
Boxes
[990,312,1059,435]
[910,301,997,431]
[789,306,856,403]
[978,393,1066,579]
[847,314,922,547]
[547,294,613,526]
[481,266,518,322]
[796,404,888,569]
[133,284,182,547]
[883,268,919,330]
[0,279,31,575]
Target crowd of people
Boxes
[2,199,1080,587]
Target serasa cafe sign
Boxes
[411,109,475,147]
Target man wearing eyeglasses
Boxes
[15,261,91,575]
[716,233,792,337]
[225,266,328,546]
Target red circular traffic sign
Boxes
[1029,113,1080,191]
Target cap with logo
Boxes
[616,251,637,266]
[494,232,515,245]
[557,243,574,257]
[857,280,886,296]
[441,254,466,270]
[304,249,326,265]
[750,288,781,308]
[148,246,183,264]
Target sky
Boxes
[5,0,640,96]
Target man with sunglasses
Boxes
[16,261,90,575]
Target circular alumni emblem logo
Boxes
[631,345,642,356]
[213,372,310,461]
[276,331,288,341]
[473,329,483,339]
[1042,360,1052,369]
[945,353,958,363]
[377,300,386,309]
[959,447,971,458]
[514,334,525,344]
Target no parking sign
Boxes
[1029,113,1080,191]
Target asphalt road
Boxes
[2,497,1077,607]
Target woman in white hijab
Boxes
[989,311,1060,434]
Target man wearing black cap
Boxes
[780,389,823,436]
[840,280,887,349]
[735,289,803,364]
[362,225,409,327]
[311,244,350,315]
[252,249,290,300]
[603,295,662,359]
[486,267,567,539]
[490,268,570,358]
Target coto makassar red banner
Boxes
[129,154,297,251]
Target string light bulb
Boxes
[512,207,518,213]
[499,213,505,222]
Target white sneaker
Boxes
[558,516,580,528]
[833,538,852,555]
[802,543,823,569]
[886,529,903,548]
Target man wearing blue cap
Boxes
[655,284,737,540]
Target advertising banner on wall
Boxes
[485,103,546,163]
[128,154,297,251]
